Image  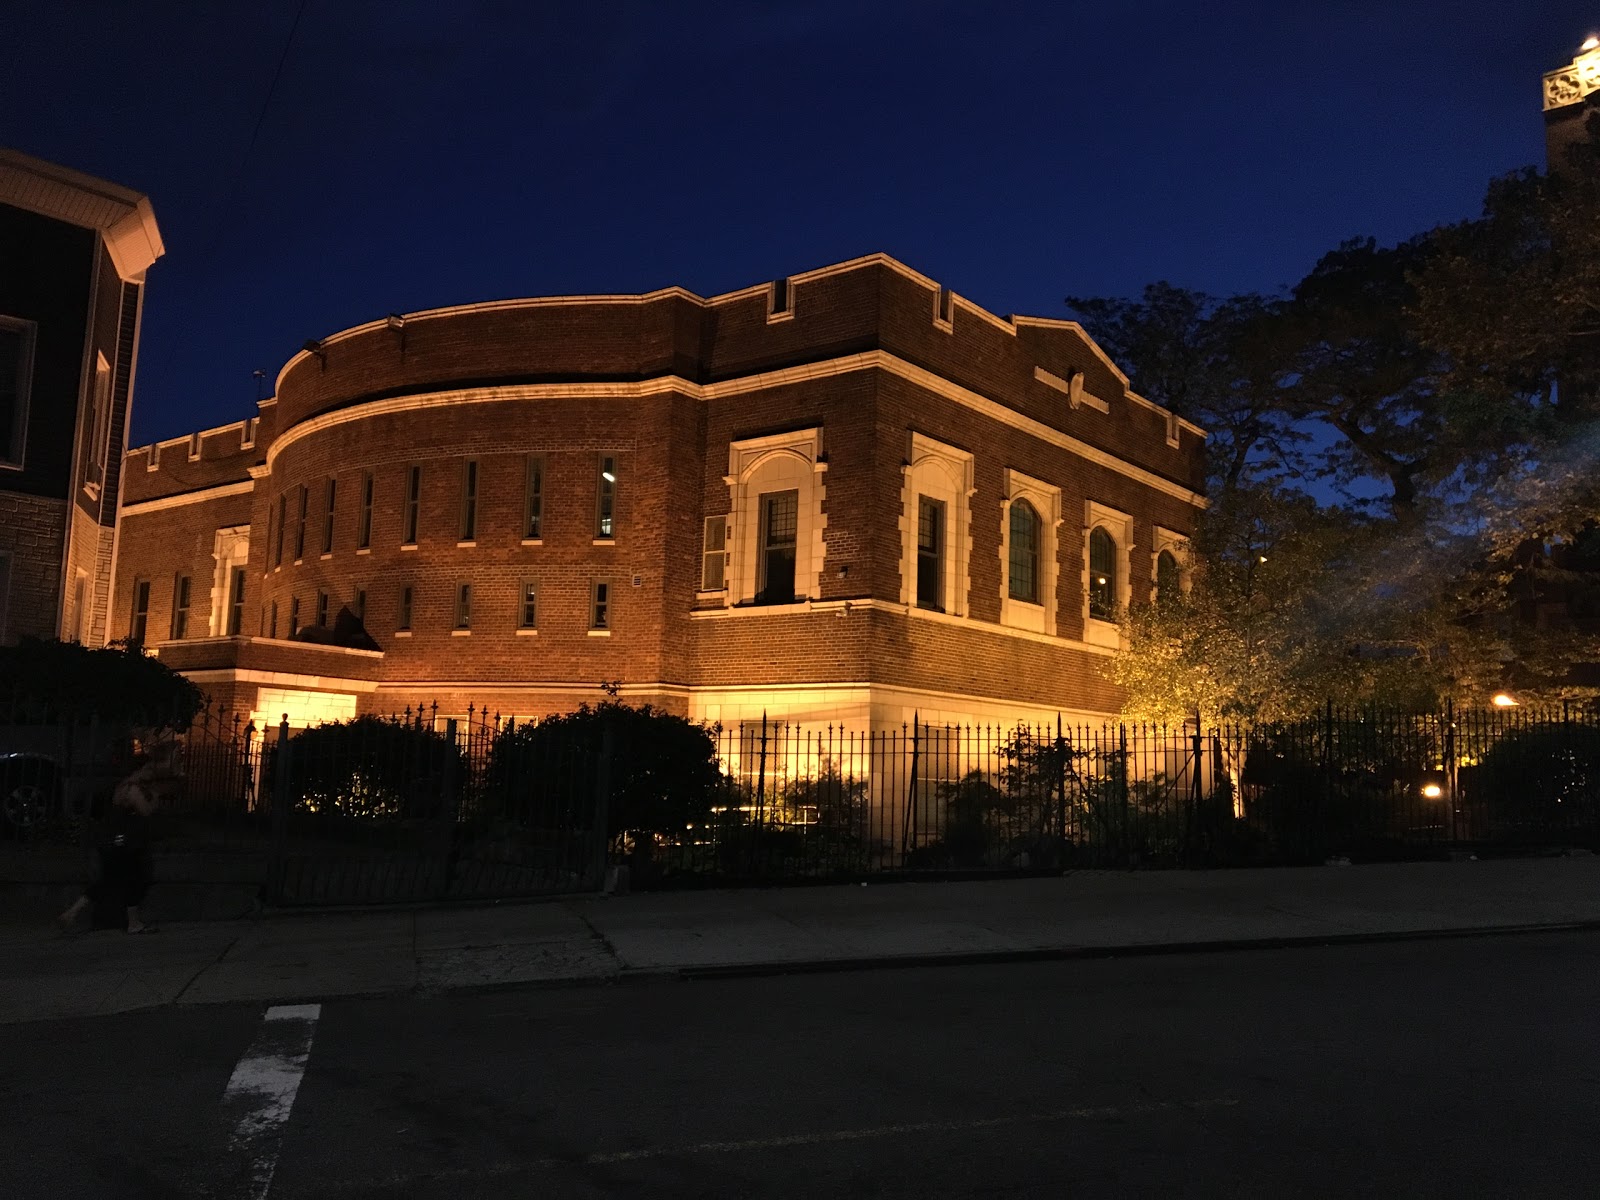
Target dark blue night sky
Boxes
[2,1,1591,444]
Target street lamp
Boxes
[1491,693,1518,708]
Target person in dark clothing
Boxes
[57,743,165,934]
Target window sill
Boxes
[587,628,612,637]
[457,540,477,549]
[320,553,332,561]
[592,538,616,547]
[400,544,418,552]
[695,588,728,603]
[356,547,371,556]
[1000,595,1050,636]
[515,628,538,636]
[293,559,303,567]
[451,628,471,636]
[1083,616,1121,649]
[393,630,412,638]
[520,538,543,547]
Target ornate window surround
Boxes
[1083,499,1134,649]
[899,432,975,617]
[999,467,1062,635]
[1150,525,1191,599]
[722,428,827,607]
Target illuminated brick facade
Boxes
[114,255,1205,731]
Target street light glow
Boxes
[1421,783,1443,799]
[1492,692,1518,708]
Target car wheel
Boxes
[2,780,52,831]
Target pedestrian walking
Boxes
[56,738,174,934]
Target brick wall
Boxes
[0,490,67,642]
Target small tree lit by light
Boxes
[1492,693,1518,708]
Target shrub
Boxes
[484,702,723,842]
[0,637,204,727]
[267,716,465,820]
[1474,723,1600,840]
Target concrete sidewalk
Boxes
[4,857,1599,1025]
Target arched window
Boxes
[1008,500,1041,603]
[1088,526,1117,620]
[1155,549,1180,606]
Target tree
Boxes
[0,638,204,727]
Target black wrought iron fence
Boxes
[6,697,1599,903]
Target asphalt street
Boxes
[3,931,1599,1198]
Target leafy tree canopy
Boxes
[0,637,205,727]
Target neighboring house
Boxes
[0,147,164,647]
[114,254,1205,734]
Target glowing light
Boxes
[1096,576,1107,585]
[602,471,616,482]
[1492,692,1518,708]
[1583,35,1599,51]
[1421,783,1443,799]
[1258,555,1268,563]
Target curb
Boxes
[672,919,1600,981]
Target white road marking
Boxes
[220,1003,321,1200]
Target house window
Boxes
[916,496,945,611]
[523,455,543,540]
[315,590,329,628]
[768,277,791,319]
[701,516,728,591]
[171,575,191,640]
[70,571,87,643]
[188,432,201,461]
[1008,501,1041,604]
[269,600,278,639]
[131,579,150,644]
[227,567,246,635]
[1088,527,1117,621]
[756,490,799,605]
[459,459,478,542]
[398,586,413,631]
[322,477,337,554]
[357,470,373,549]
[724,428,825,608]
[85,352,112,489]
[0,316,37,468]
[519,580,538,629]
[403,465,421,545]
[1156,549,1181,606]
[294,485,308,560]
[596,455,616,539]
[1000,469,1062,635]
[454,582,472,630]
[274,493,287,567]
[289,596,300,637]
[935,286,954,329]
[354,589,366,623]
[591,580,610,630]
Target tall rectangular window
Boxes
[519,580,538,629]
[459,459,478,542]
[269,600,278,638]
[85,352,111,488]
[357,470,373,550]
[403,465,421,545]
[398,586,413,631]
[701,516,728,591]
[315,589,329,627]
[454,582,472,630]
[596,455,616,538]
[354,589,367,623]
[70,571,87,642]
[591,580,610,630]
[131,579,150,644]
[916,496,945,612]
[0,317,36,468]
[289,596,300,637]
[227,567,246,635]
[171,574,192,639]
[274,493,287,567]
[294,485,308,560]
[756,489,799,605]
[523,455,543,540]
[322,477,336,554]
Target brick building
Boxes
[0,148,164,646]
[113,255,1205,733]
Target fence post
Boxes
[593,721,614,891]
[267,715,291,905]
[1190,713,1204,865]
[439,717,460,900]
[902,713,921,860]
[1444,699,1457,842]
[1056,714,1068,865]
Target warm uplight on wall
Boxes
[1421,783,1444,799]
[1492,693,1518,708]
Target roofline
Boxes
[0,146,164,280]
